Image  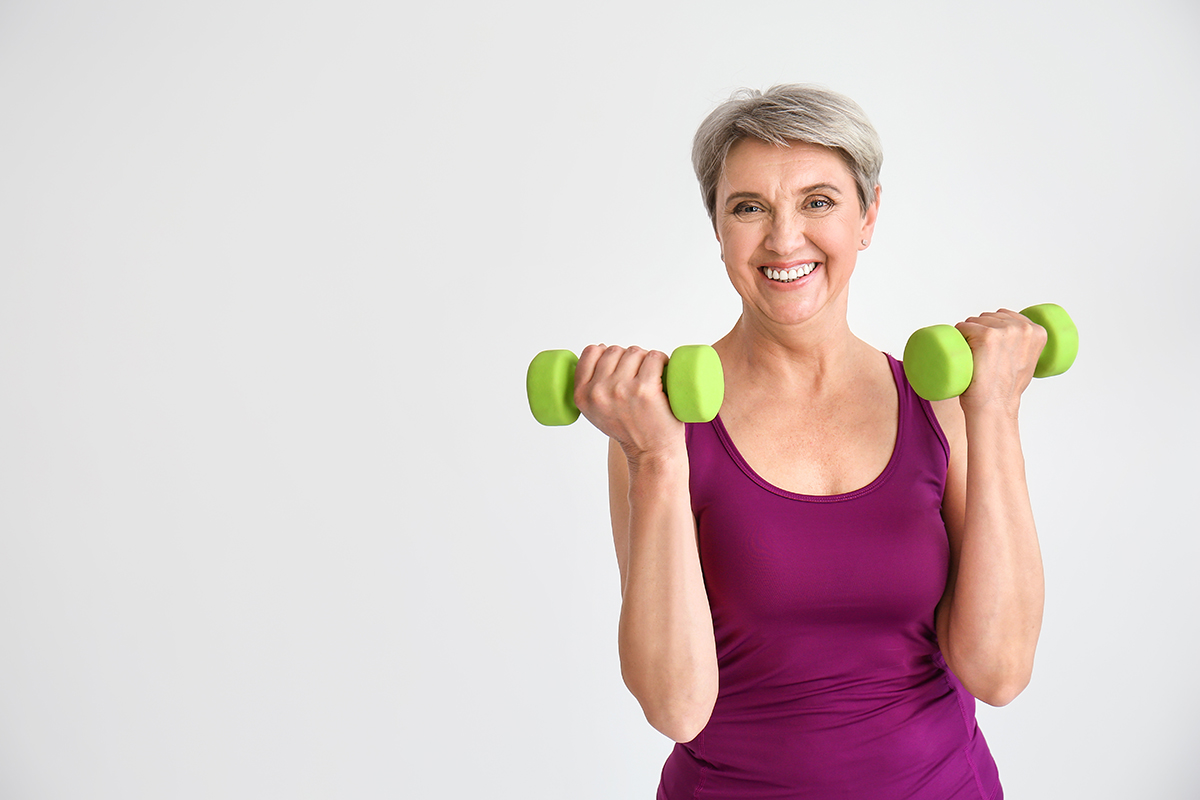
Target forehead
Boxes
[720,139,853,193]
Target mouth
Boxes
[759,262,820,284]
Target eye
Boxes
[805,197,834,211]
[733,201,765,215]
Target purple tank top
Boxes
[658,354,1002,799]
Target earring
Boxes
[861,239,868,247]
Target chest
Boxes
[719,385,898,497]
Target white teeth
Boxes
[764,263,816,282]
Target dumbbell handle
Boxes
[903,303,1078,401]
[527,345,724,426]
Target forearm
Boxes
[944,408,1044,704]
[617,451,718,741]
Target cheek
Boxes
[720,224,760,255]
[818,219,861,250]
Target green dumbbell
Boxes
[526,345,724,426]
[903,303,1078,401]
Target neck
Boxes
[715,294,869,396]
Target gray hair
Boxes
[692,84,883,219]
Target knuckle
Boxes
[636,381,662,402]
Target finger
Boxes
[592,344,630,384]
[612,345,650,385]
[979,310,1044,335]
[954,319,986,337]
[964,310,1009,328]
[574,343,609,391]
[635,349,669,384]
[957,312,1016,338]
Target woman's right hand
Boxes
[573,345,686,462]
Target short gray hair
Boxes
[692,84,883,220]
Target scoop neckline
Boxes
[709,352,906,503]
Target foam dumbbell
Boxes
[903,303,1078,401]
[526,345,724,426]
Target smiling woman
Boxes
[571,85,1046,799]
[714,138,878,329]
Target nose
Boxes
[764,211,806,256]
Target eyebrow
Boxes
[723,184,845,206]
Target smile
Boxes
[760,263,819,283]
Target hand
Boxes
[955,309,1048,414]
[573,345,685,462]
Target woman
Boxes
[574,85,1045,798]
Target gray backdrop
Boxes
[2,0,1198,797]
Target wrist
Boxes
[625,442,689,483]
[959,395,1021,422]
[960,400,1023,447]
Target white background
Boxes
[2,0,1198,797]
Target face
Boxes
[714,138,879,330]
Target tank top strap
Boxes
[890,351,951,470]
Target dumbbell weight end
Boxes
[903,324,974,402]
[663,344,725,425]
[1019,303,1078,379]
[527,349,581,426]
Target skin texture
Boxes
[575,139,1045,742]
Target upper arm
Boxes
[607,437,632,596]
[932,398,967,647]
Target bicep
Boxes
[608,437,631,595]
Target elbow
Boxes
[971,677,1028,707]
[622,669,717,743]
[944,648,1034,707]
[643,699,715,743]
[955,664,1033,707]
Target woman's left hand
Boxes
[954,309,1048,415]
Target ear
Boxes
[859,185,882,248]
